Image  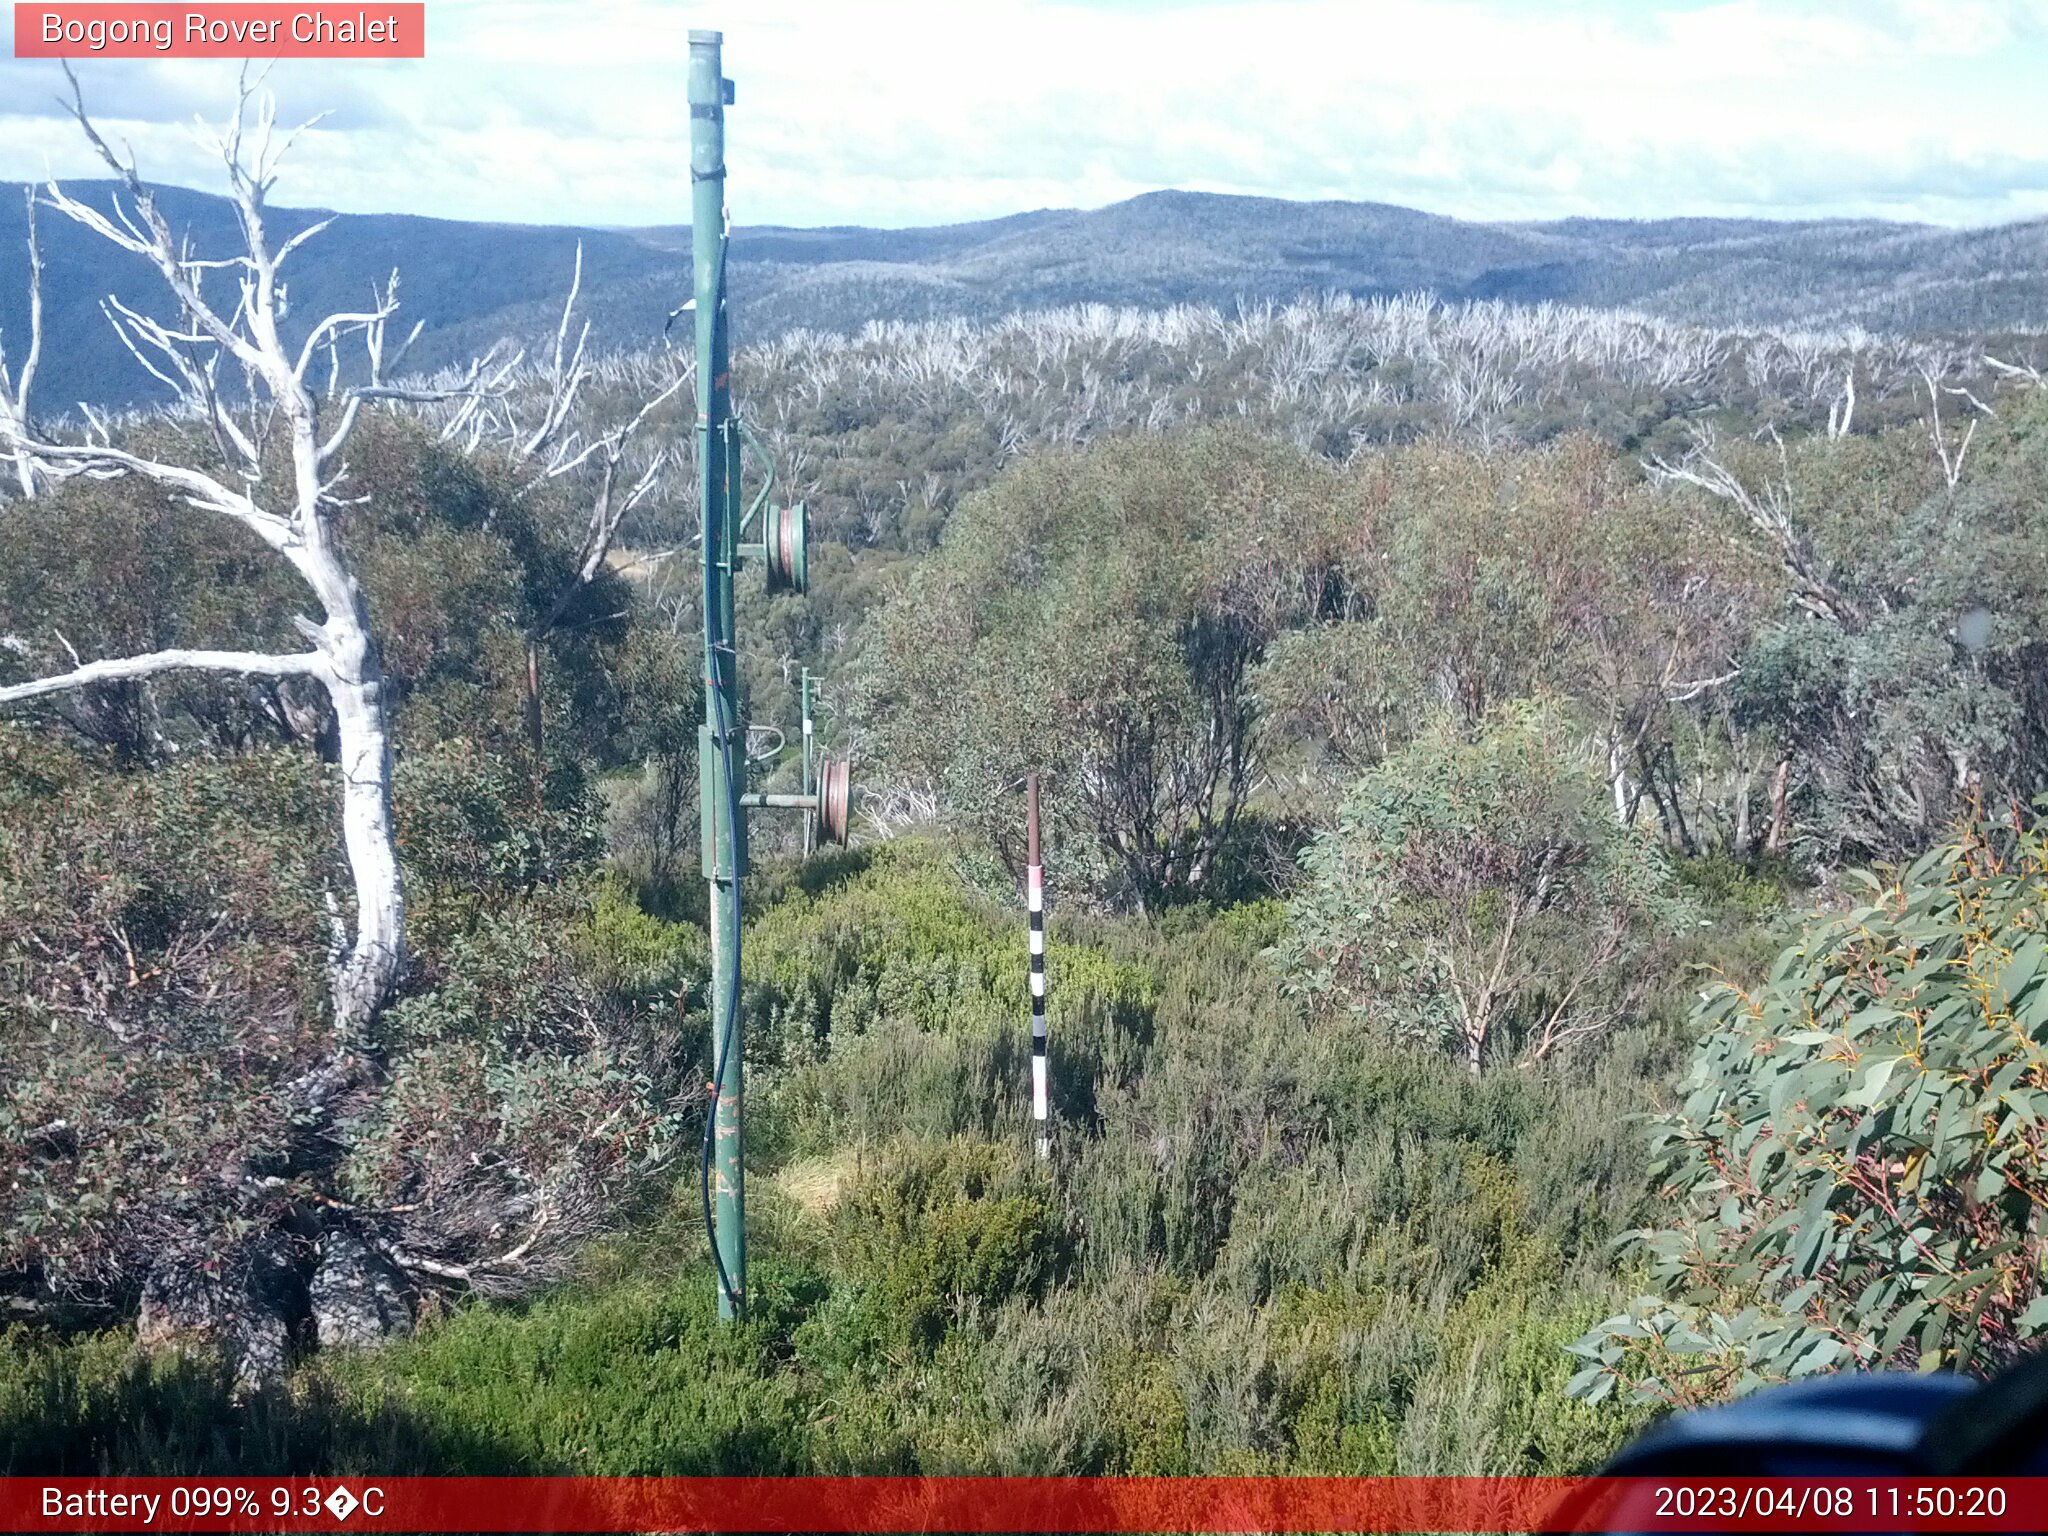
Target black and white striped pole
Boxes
[801,668,816,858]
[1027,773,1049,1160]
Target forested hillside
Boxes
[9,118,2048,1479]
[7,180,2048,410]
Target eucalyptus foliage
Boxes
[1568,809,2048,1409]
[1714,402,2048,865]
[857,429,1352,910]
[1277,705,1691,1073]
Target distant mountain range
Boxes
[4,182,2046,410]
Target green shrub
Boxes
[743,840,1154,1156]
[316,1257,819,1474]
[1569,809,2048,1410]
[857,429,1352,910]
[0,743,333,1297]
[395,739,607,933]
[578,874,708,1009]
[0,726,683,1337]
[4,805,1673,1481]
[806,1138,1068,1356]
[1278,703,1694,1073]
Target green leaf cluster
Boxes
[1569,808,2048,1407]
[1277,703,1695,1070]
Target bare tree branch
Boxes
[520,243,589,459]
[320,334,514,466]
[1667,667,1741,704]
[47,67,273,384]
[1646,426,1866,631]
[8,436,296,547]
[1985,354,2045,389]
[1921,364,1975,492]
[0,647,327,705]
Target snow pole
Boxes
[1027,773,1048,1159]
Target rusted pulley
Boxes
[816,756,851,846]
[762,502,809,594]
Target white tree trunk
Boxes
[284,432,407,1037]
[326,642,405,1039]
[1608,730,1631,824]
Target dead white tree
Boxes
[519,379,683,752]
[0,186,43,499]
[529,382,682,622]
[1826,366,1855,440]
[1920,363,1976,492]
[1986,353,2046,390]
[0,71,505,1038]
[1646,426,1866,632]
[515,242,591,460]
[860,774,940,839]
[462,248,688,752]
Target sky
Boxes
[1,0,2046,232]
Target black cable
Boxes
[700,625,744,1318]
[694,225,745,1318]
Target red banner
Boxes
[3,1477,2048,1533]
[13,4,425,58]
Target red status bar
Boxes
[4,1476,2048,1532]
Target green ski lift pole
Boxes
[690,28,746,1322]
[689,29,851,1322]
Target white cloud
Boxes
[1,0,2044,229]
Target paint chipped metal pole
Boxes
[684,30,851,1322]
[690,27,746,1322]
[1027,773,1049,1159]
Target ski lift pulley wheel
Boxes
[764,502,809,594]
[817,756,851,846]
